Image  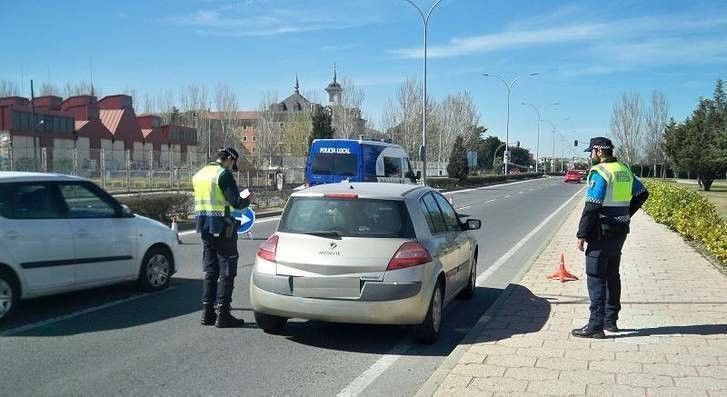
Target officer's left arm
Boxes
[629,177,649,216]
[218,170,251,210]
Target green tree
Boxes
[509,146,535,169]
[474,135,503,171]
[308,107,335,148]
[447,136,469,181]
[664,80,727,191]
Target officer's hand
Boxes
[577,238,586,252]
[247,192,256,204]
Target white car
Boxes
[0,172,179,323]
[250,182,481,343]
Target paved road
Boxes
[0,177,584,396]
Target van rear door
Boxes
[307,141,361,185]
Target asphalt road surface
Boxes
[0,177,584,397]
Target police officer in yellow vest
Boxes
[193,147,255,328]
[572,137,649,339]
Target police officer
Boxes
[572,137,649,339]
[193,147,255,328]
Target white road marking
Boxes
[337,185,584,397]
[486,199,496,203]
[0,287,177,337]
[447,177,544,195]
[504,194,512,198]
[456,205,472,210]
[178,216,282,236]
[336,342,413,397]
[518,191,525,194]
[475,186,585,286]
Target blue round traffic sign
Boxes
[231,207,256,234]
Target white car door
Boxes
[57,182,136,286]
[0,182,76,294]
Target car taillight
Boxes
[257,235,279,262]
[386,242,432,271]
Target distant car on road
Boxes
[250,182,481,343]
[0,172,179,323]
[564,170,583,183]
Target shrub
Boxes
[119,193,192,223]
[643,180,727,262]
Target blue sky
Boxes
[2,0,726,158]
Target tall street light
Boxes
[403,0,443,186]
[482,72,538,175]
[522,102,559,173]
[541,119,557,173]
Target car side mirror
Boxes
[120,204,134,218]
[466,219,481,230]
[416,170,422,180]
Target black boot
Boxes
[604,322,619,333]
[571,325,605,339]
[215,304,245,328]
[201,304,216,326]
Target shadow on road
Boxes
[281,286,506,357]
[4,278,205,337]
[615,324,727,338]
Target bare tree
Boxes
[0,80,20,97]
[178,84,210,156]
[610,92,644,165]
[644,91,670,177]
[255,91,282,171]
[40,82,60,96]
[436,91,480,167]
[155,89,176,124]
[331,77,366,139]
[214,83,240,147]
[63,80,97,97]
[384,78,423,159]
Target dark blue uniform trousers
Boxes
[201,232,239,307]
[585,234,627,330]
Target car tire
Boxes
[254,311,287,334]
[413,280,443,344]
[458,256,476,300]
[0,269,19,325]
[138,247,172,292]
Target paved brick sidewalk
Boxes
[427,205,727,396]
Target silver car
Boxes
[250,182,481,343]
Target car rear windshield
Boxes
[311,153,357,176]
[278,197,415,238]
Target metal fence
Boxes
[0,146,306,193]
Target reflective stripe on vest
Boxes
[590,161,634,207]
[192,164,229,215]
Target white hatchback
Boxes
[0,172,180,323]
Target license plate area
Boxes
[292,277,361,299]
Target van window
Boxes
[311,153,357,176]
[383,156,402,177]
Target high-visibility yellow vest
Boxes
[589,161,634,207]
[192,163,229,217]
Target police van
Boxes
[305,139,420,186]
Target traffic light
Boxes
[574,139,578,147]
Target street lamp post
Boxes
[493,142,506,173]
[541,119,557,173]
[403,0,443,186]
[482,73,538,175]
[522,102,559,173]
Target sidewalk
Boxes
[421,204,727,396]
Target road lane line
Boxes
[0,287,177,337]
[337,185,584,396]
[336,342,413,397]
[448,177,545,195]
[476,186,585,286]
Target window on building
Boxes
[242,136,247,142]
[252,136,256,142]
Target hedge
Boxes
[643,180,727,263]
[119,193,193,224]
[427,173,543,190]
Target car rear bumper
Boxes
[250,272,431,325]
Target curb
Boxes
[414,198,582,397]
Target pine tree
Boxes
[308,108,335,148]
[447,136,468,181]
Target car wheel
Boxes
[458,256,477,300]
[254,311,287,334]
[413,280,443,344]
[0,269,19,324]
[138,247,172,292]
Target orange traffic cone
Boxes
[546,253,579,282]
[170,216,179,233]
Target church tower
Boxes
[325,64,343,105]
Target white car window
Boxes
[0,183,64,219]
[59,183,117,219]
